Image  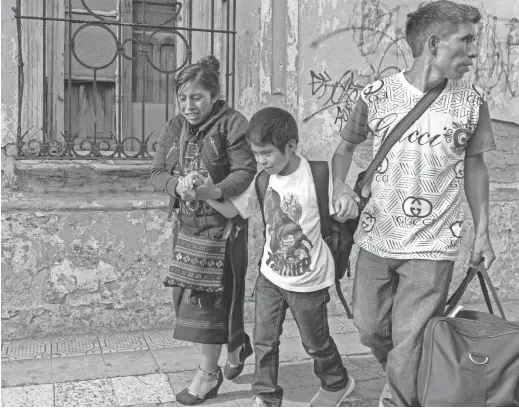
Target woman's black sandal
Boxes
[176,366,223,406]
[224,338,254,380]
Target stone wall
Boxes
[2,0,518,340]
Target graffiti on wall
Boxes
[473,16,519,102]
[305,1,412,130]
[304,70,365,131]
[306,0,519,129]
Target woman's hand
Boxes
[176,172,222,201]
[176,177,196,201]
[180,172,204,189]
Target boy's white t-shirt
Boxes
[230,157,336,292]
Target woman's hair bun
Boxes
[199,55,220,73]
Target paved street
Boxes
[2,300,518,407]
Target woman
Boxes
[151,56,256,405]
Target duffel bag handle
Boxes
[445,266,478,316]
[478,262,507,320]
[445,260,507,320]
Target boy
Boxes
[186,107,355,407]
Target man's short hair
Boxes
[247,107,298,152]
[405,0,482,57]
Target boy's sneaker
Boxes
[309,375,355,407]
[378,382,393,407]
[249,396,270,407]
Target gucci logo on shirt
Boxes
[450,221,463,238]
[376,157,389,174]
[363,79,384,96]
[361,212,376,232]
[453,128,470,148]
[454,160,464,179]
[402,197,433,218]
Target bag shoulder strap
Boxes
[308,161,331,241]
[166,116,185,220]
[356,80,447,193]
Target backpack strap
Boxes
[252,169,270,289]
[308,161,332,244]
[309,161,353,319]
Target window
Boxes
[15,0,237,159]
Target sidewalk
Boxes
[2,300,518,407]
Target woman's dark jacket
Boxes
[150,100,256,350]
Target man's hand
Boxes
[471,232,496,270]
[333,180,360,222]
[333,194,360,222]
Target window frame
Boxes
[14,0,237,160]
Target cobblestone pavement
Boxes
[2,300,518,407]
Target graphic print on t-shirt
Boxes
[264,187,313,277]
[227,157,336,292]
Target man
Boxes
[331,1,496,406]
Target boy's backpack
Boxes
[255,161,353,318]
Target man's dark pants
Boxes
[252,273,349,407]
[353,248,454,406]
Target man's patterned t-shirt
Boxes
[340,71,496,261]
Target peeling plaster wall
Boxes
[2,209,176,338]
[1,0,21,190]
[2,0,518,340]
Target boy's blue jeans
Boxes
[353,248,454,407]
[252,273,349,407]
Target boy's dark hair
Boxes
[247,107,298,152]
[175,55,220,98]
[405,0,481,57]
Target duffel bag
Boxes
[417,262,519,407]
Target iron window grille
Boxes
[13,0,237,160]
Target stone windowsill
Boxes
[2,191,170,213]
[5,159,172,212]
[15,158,153,174]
